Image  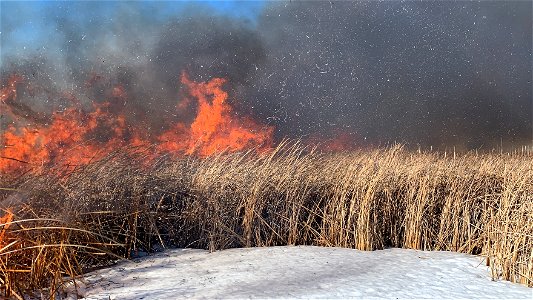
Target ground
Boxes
[63,246,532,299]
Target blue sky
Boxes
[0,1,267,64]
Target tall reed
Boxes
[0,144,531,298]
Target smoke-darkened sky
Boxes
[1,1,531,150]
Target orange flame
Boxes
[305,130,359,152]
[0,74,23,104]
[0,210,13,249]
[1,71,274,172]
[158,73,273,155]
[1,104,140,171]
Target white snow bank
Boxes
[74,246,532,299]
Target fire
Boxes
[0,210,13,250]
[305,130,359,152]
[0,71,274,173]
[1,104,138,171]
[0,74,44,124]
[158,73,273,155]
[0,74,23,104]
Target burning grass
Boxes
[0,144,532,298]
[0,73,274,174]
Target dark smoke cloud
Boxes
[244,1,532,150]
[1,1,531,150]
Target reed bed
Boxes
[0,143,531,298]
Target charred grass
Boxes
[0,143,532,298]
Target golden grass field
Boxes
[0,143,531,298]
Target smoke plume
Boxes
[1,1,531,150]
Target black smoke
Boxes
[1,1,531,150]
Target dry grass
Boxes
[0,143,531,298]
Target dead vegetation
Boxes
[0,143,531,298]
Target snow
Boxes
[70,246,532,299]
